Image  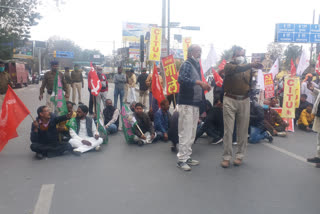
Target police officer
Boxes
[64,67,72,102]
[0,60,12,107]
[39,61,69,111]
[221,47,262,168]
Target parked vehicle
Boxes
[32,73,40,84]
[7,61,29,88]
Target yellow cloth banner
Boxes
[183,37,192,60]
[295,77,300,108]
[282,77,296,118]
[149,27,162,61]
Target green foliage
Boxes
[266,42,283,61]
[0,0,41,59]
[218,45,243,65]
[283,44,302,69]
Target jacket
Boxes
[71,70,83,83]
[298,109,315,126]
[311,88,320,132]
[177,57,204,107]
[133,112,155,137]
[154,109,171,134]
[137,73,149,91]
[250,101,265,130]
[114,73,126,90]
[0,72,11,94]
[263,108,287,133]
[128,73,136,88]
[223,62,252,96]
[146,73,163,91]
[30,114,68,144]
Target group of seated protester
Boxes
[30,99,121,159]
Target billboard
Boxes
[13,40,33,59]
[275,23,320,43]
[122,22,157,42]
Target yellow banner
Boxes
[183,37,192,60]
[149,27,162,61]
[282,77,296,118]
[295,77,300,108]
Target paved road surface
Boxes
[0,82,320,214]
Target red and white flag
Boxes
[268,58,279,80]
[151,63,165,106]
[89,62,102,96]
[218,59,227,71]
[0,86,30,151]
[290,59,296,77]
[315,53,320,76]
[212,68,223,88]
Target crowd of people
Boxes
[1,44,320,171]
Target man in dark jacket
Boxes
[263,104,288,137]
[195,99,224,144]
[103,99,119,134]
[137,69,149,107]
[295,94,310,122]
[176,44,211,171]
[30,106,74,159]
[133,103,155,145]
[249,100,273,144]
[154,99,171,142]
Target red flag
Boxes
[290,59,296,77]
[89,62,102,96]
[316,53,320,76]
[151,63,165,106]
[212,68,223,88]
[199,59,208,94]
[218,59,227,71]
[0,86,30,151]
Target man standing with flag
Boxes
[176,44,211,171]
[0,60,12,107]
[39,61,69,112]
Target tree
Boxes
[218,45,243,66]
[266,42,283,61]
[0,0,41,59]
[283,44,302,70]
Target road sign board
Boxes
[55,51,74,58]
[276,23,320,43]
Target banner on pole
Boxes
[295,77,300,108]
[272,107,294,132]
[264,73,275,99]
[149,27,162,61]
[282,77,296,118]
[162,55,179,95]
[183,37,192,61]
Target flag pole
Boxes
[173,93,176,107]
[135,123,144,136]
[29,114,35,122]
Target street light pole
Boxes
[167,0,170,56]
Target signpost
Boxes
[275,23,320,43]
[55,51,74,58]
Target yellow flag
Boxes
[282,77,296,118]
[183,37,192,60]
[149,27,162,61]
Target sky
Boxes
[30,0,320,60]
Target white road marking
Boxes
[33,184,55,214]
[262,143,315,166]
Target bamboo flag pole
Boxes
[29,114,35,122]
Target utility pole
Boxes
[162,0,166,39]
[310,9,315,63]
[317,14,320,56]
[167,0,170,56]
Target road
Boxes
[0,82,320,214]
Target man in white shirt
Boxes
[69,105,103,153]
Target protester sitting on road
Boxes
[103,99,120,134]
[168,109,179,153]
[263,100,288,137]
[68,105,103,153]
[154,99,171,142]
[270,97,280,108]
[295,94,310,123]
[133,103,156,146]
[305,84,320,167]
[298,104,314,132]
[130,101,136,112]
[56,101,77,142]
[195,99,224,145]
[30,106,75,159]
[249,100,273,144]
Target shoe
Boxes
[35,153,44,160]
[177,162,191,171]
[211,138,223,145]
[265,131,273,143]
[221,160,230,168]
[232,141,237,145]
[186,158,199,166]
[233,158,242,166]
[71,150,81,156]
[277,131,287,137]
[307,157,320,163]
[171,145,178,153]
[95,145,101,151]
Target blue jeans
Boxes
[114,88,124,109]
[107,124,118,134]
[249,126,267,144]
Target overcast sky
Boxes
[30,0,320,59]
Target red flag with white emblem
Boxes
[151,63,165,106]
[218,59,227,71]
[89,62,102,96]
[316,53,320,76]
[290,59,296,77]
[0,86,30,151]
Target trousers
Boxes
[72,82,82,103]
